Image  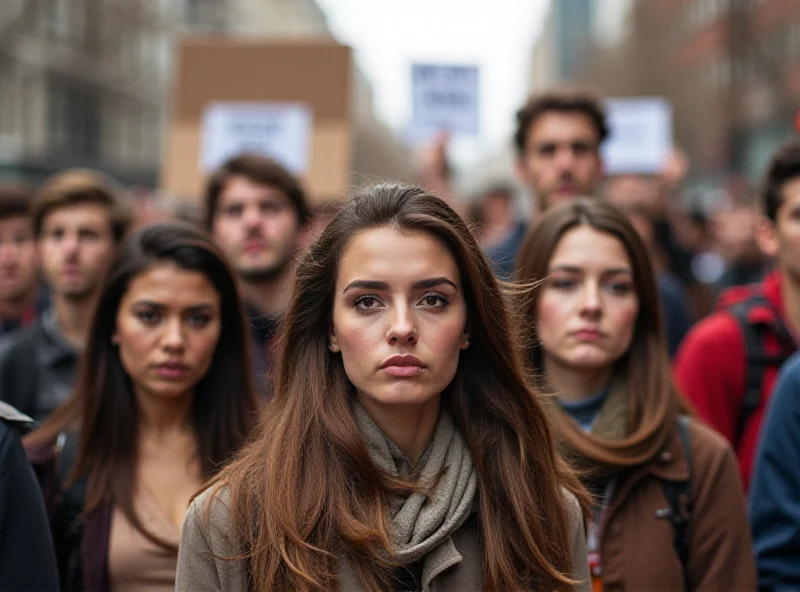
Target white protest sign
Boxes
[602,97,672,175]
[411,64,480,137]
[200,102,312,174]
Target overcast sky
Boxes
[315,0,551,168]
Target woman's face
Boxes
[114,262,222,402]
[536,225,639,372]
[331,226,469,413]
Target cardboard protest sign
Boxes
[162,39,353,206]
[602,97,673,175]
[411,64,480,139]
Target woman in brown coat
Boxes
[176,183,591,591]
[516,199,756,591]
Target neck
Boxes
[781,270,800,338]
[136,388,194,439]
[358,394,441,464]
[544,356,612,404]
[239,264,295,317]
[0,286,36,319]
[53,293,97,349]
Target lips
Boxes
[243,240,268,254]
[572,328,604,341]
[379,354,427,378]
[154,361,189,379]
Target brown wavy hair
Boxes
[26,222,259,549]
[207,182,588,591]
[516,199,687,469]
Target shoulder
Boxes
[685,418,736,475]
[560,486,584,526]
[684,310,742,346]
[675,311,744,367]
[188,483,232,527]
[775,352,800,386]
[0,323,40,364]
[184,483,237,552]
[0,402,34,436]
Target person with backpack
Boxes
[24,222,259,590]
[516,199,755,590]
[675,140,800,492]
[0,401,59,590]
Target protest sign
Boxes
[411,64,480,138]
[200,102,312,175]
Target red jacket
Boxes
[675,271,796,491]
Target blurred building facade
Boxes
[0,0,413,190]
[529,0,800,189]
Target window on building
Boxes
[48,76,102,161]
[184,0,225,30]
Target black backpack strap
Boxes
[660,415,693,590]
[729,295,794,445]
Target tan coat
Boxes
[175,486,591,591]
[598,419,756,591]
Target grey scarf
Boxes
[352,402,478,564]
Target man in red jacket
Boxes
[675,140,800,490]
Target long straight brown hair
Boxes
[207,182,588,591]
[516,199,687,468]
[26,222,260,549]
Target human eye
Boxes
[548,276,578,290]
[187,312,212,328]
[260,201,283,215]
[418,292,449,309]
[354,295,383,312]
[79,229,101,241]
[134,308,161,325]
[605,279,634,296]
[224,204,243,218]
[536,142,557,157]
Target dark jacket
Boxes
[28,434,111,592]
[247,304,280,398]
[0,402,59,591]
[598,419,756,591]
[675,271,796,490]
[0,311,80,422]
[749,352,800,589]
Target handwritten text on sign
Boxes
[412,64,480,136]
[200,102,312,174]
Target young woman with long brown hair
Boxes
[176,183,591,591]
[516,199,755,591]
[25,222,259,590]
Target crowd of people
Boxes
[1,84,800,591]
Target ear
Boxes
[460,323,471,350]
[328,325,340,353]
[754,215,780,258]
[111,333,120,346]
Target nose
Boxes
[555,146,577,172]
[242,204,263,230]
[161,318,186,352]
[579,282,602,318]
[386,304,417,345]
[61,232,80,255]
